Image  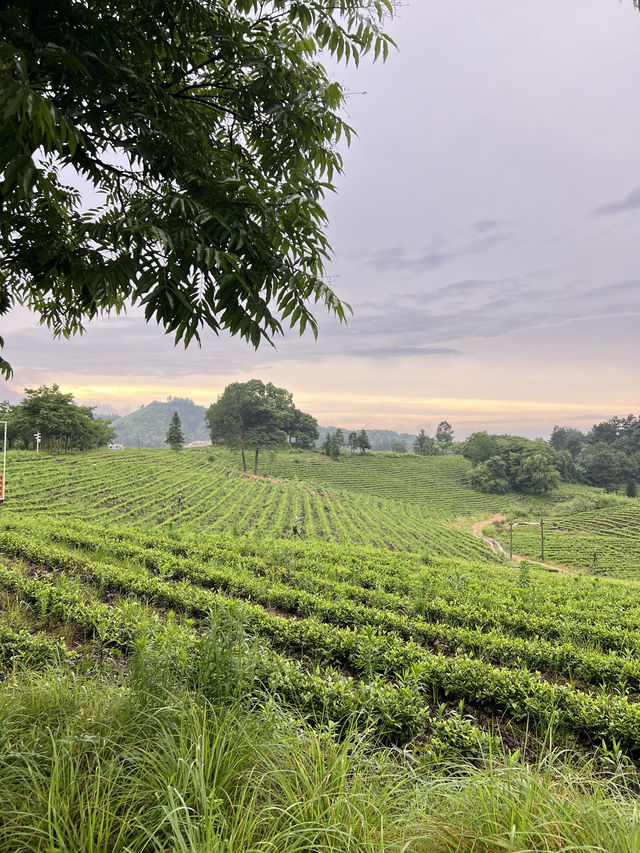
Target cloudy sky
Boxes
[3,0,640,438]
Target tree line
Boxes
[461,415,640,496]
[1,386,115,452]
[6,382,637,499]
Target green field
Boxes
[488,499,640,579]
[5,449,494,558]
[5,509,640,748]
[256,450,502,516]
[3,448,640,850]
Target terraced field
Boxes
[257,451,501,516]
[4,447,640,762]
[490,501,640,579]
[4,450,492,558]
[4,511,640,759]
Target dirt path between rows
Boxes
[472,514,573,574]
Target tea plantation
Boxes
[2,447,640,850]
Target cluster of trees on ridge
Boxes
[461,414,640,496]
[319,421,455,459]
[321,428,371,459]
[0,386,115,452]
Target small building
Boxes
[184,440,211,448]
[107,443,124,450]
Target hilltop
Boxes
[111,399,418,452]
[111,397,209,447]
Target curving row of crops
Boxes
[3,450,492,557]
[491,502,640,578]
[5,514,640,757]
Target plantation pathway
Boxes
[472,514,573,574]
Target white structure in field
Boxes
[107,443,124,450]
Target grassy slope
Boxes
[257,450,500,515]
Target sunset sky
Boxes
[2,0,640,439]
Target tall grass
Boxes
[1,622,640,851]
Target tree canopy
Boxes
[5,384,115,451]
[469,435,560,495]
[413,429,436,456]
[435,420,454,453]
[205,378,314,472]
[287,408,319,449]
[165,411,184,452]
[0,0,394,377]
[321,429,343,460]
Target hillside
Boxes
[3,446,640,848]
[488,500,640,579]
[259,449,504,516]
[6,449,492,557]
[111,397,209,447]
[4,509,640,759]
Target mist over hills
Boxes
[111,397,417,450]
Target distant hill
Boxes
[111,398,209,447]
[317,426,416,452]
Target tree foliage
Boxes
[205,378,313,473]
[460,431,499,467]
[549,426,586,458]
[470,455,510,494]
[413,429,436,456]
[578,443,628,492]
[435,420,454,453]
[6,384,115,451]
[0,0,394,377]
[321,429,342,460]
[355,428,371,454]
[469,435,560,495]
[550,415,640,492]
[165,411,184,452]
[287,408,319,450]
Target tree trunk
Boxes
[254,446,259,474]
[241,447,246,471]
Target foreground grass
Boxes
[1,661,640,853]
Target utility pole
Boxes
[0,420,7,506]
[136,434,140,450]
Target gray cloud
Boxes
[334,277,640,358]
[473,219,514,233]
[358,226,516,275]
[594,186,640,216]
[4,318,255,378]
[344,345,461,359]
[7,275,639,381]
